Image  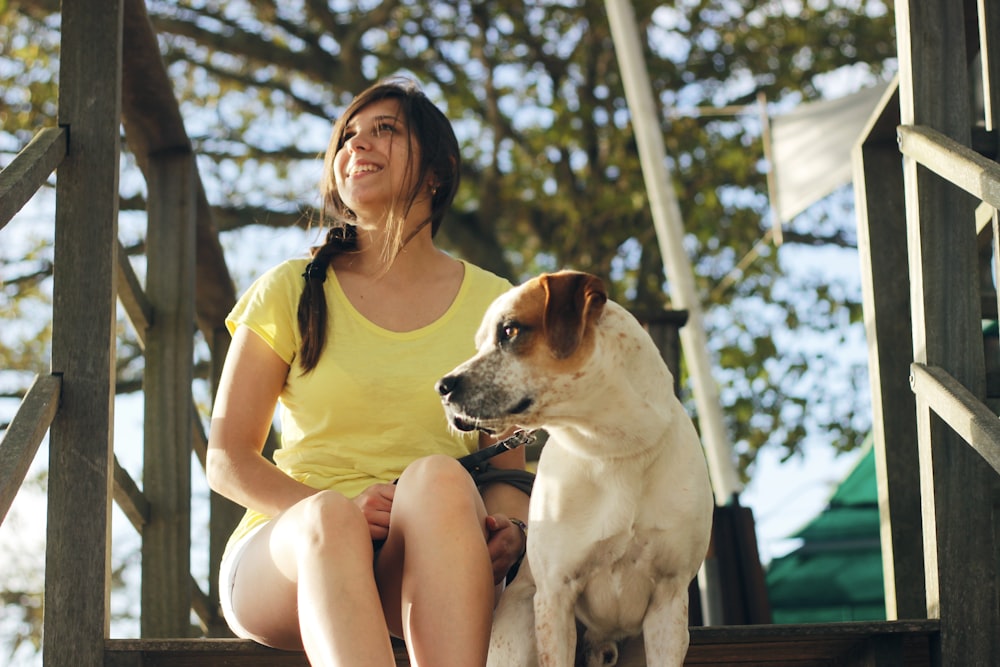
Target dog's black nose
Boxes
[436,375,459,397]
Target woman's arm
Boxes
[479,433,532,583]
[206,325,318,516]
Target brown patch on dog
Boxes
[539,271,607,359]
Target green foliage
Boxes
[1,0,895,475]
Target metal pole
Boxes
[604,0,743,503]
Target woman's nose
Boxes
[345,133,370,152]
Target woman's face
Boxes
[333,98,426,227]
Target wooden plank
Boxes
[113,455,149,533]
[102,621,939,666]
[118,239,153,348]
[979,0,1000,131]
[0,374,61,522]
[44,1,123,666]
[896,124,1000,209]
[852,80,927,621]
[896,1,998,665]
[190,575,217,634]
[120,0,237,342]
[910,364,1000,475]
[0,126,67,229]
[142,149,197,637]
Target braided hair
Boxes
[295,78,461,372]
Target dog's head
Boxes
[437,270,608,434]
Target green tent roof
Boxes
[765,441,885,623]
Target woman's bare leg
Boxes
[376,455,494,667]
[229,490,396,667]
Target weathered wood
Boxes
[190,575,217,633]
[114,455,150,533]
[0,373,61,522]
[119,0,243,635]
[909,364,1000,476]
[118,239,153,347]
[142,149,197,637]
[896,2,998,665]
[0,126,67,229]
[853,78,927,621]
[979,0,1000,131]
[896,124,1000,209]
[120,0,237,341]
[102,621,940,667]
[43,1,123,665]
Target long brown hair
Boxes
[296,78,461,372]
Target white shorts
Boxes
[218,522,268,639]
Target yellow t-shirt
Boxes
[222,257,512,553]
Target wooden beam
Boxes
[896,124,1000,209]
[896,1,997,664]
[113,455,149,533]
[44,1,123,665]
[117,239,153,347]
[141,148,196,638]
[120,0,237,341]
[0,126,67,229]
[853,78,927,620]
[979,0,1000,131]
[910,364,1000,476]
[102,620,941,667]
[0,374,61,523]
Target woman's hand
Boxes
[353,483,396,541]
[485,514,527,585]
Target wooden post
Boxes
[896,1,997,663]
[852,79,927,620]
[142,149,197,636]
[43,0,123,665]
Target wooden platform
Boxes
[103,620,939,666]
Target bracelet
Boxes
[505,518,528,585]
[509,518,528,556]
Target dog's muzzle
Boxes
[436,373,534,433]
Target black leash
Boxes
[456,429,538,474]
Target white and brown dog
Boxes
[437,270,714,667]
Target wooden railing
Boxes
[853,1,1000,665]
[1,0,230,663]
[0,127,67,522]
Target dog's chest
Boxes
[572,533,665,636]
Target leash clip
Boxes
[457,428,538,475]
[500,428,538,451]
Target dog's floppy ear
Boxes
[541,271,608,359]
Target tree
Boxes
[2,0,896,463]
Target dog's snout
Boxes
[436,374,460,397]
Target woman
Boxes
[207,78,530,667]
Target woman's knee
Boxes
[398,454,476,498]
[395,455,485,525]
[278,490,370,555]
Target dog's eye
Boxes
[497,321,522,346]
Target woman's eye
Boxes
[373,122,395,137]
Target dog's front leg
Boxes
[488,563,539,667]
[641,578,691,667]
[533,581,579,667]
